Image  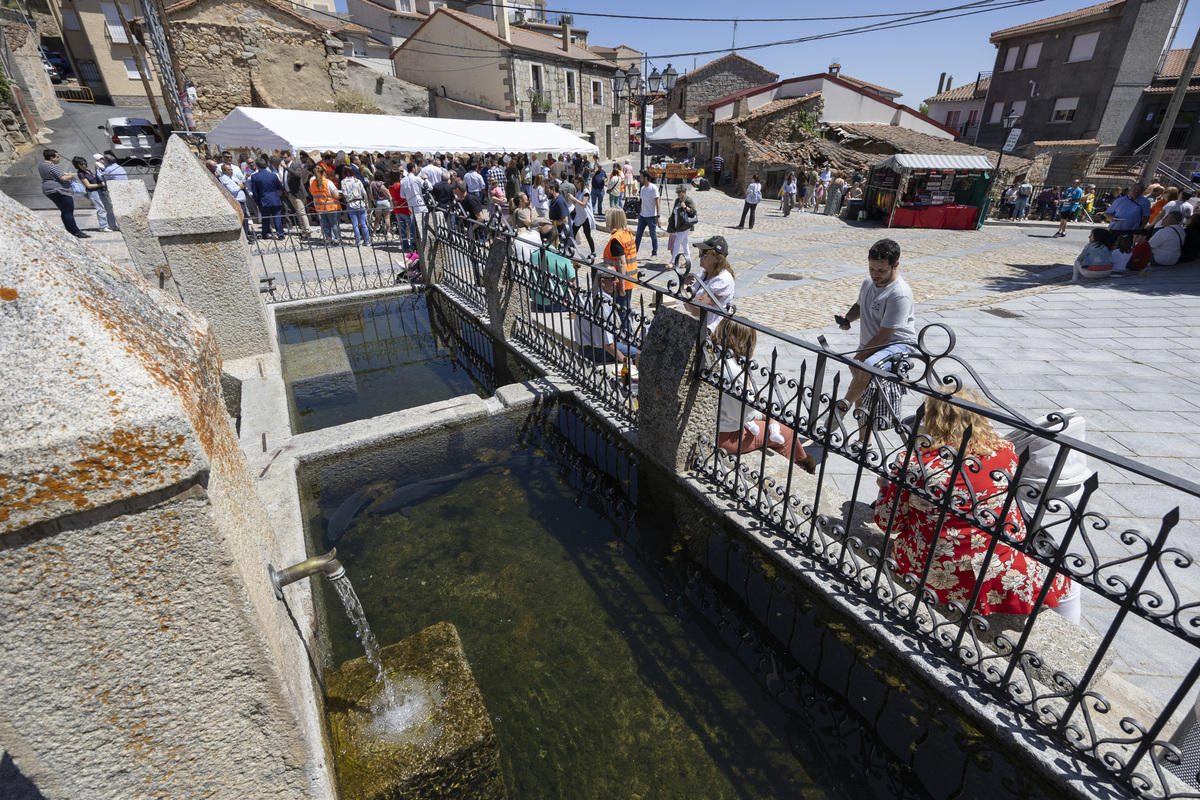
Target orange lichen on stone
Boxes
[0,287,17,301]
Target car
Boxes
[98,117,165,164]
[38,47,72,78]
[42,60,62,84]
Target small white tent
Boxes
[645,113,707,145]
[206,107,600,155]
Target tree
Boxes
[918,102,930,116]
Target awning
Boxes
[874,154,996,171]
[206,107,599,155]
[646,113,707,144]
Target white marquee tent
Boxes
[645,113,707,145]
[205,107,600,155]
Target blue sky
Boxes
[335,0,1200,107]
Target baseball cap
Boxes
[93,153,104,161]
[693,235,728,256]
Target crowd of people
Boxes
[1066,180,1198,280]
[730,165,866,229]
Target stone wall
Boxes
[0,188,333,799]
[170,0,344,129]
[508,55,624,159]
[345,58,429,116]
[669,57,779,123]
[1,12,61,125]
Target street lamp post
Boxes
[994,109,1022,189]
[612,63,678,173]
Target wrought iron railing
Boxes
[248,209,420,303]
[423,208,489,313]
[420,204,1200,799]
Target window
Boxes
[77,59,101,83]
[1051,96,1079,122]
[1003,47,1019,71]
[1021,42,1042,69]
[61,8,81,30]
[531,64,543,93]
[566,71,576,104]
[945,110,961,128]
[990,102,1004,123]
[1010,100,1026,118]
[122,56,150,79]
[397,0,412,9]
[966,108,980,128]
[312,3,330,10]
[592,80,602,105]
[100,2,134,44]
[1067,31,1099,62]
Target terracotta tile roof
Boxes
[1159,48,1200,79]
[734,126,871,172]
[703,81,780,112]
[832,123,997,159]
[925,76,990,104]
[839,74,902,98]
[1031,139,1100,147]
[990,0,1124,42]
[428,8,616,66]
[679,52,778,83]
[713,92,821,126]
[1145,82,1200,94]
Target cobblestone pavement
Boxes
[630,187,1200,711]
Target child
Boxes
[1072,227,1112,281]
[1109,233,1133,274]
[713,318,816,473]
[1130,228,1153,274]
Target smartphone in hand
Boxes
[834,314,850,327]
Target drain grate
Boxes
[767,272,805,281]
[982,308,1023,319]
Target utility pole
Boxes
[116,1,169,142]
[1142,24,1200,184]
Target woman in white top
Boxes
[569,175,596,256]
[685,236,736,332]
[712,318,816,472]
[781,171,798,217]
[735,174,762,229]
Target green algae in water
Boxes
[278,291,495,434]
[309,410,927,800]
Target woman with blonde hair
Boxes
[712,318,816,472]
[873,388,1078,621]
[603,206,638,313]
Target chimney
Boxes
[496,0,510,42]
[561,17,570,51]
[937,72,945,94]
[945,75,953,91]
[828,62,841,77]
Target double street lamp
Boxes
[612,63,678,172]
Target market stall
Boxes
[865,154,995,231]
[206,107,600,155]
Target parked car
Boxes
[42,60,62,84]
[38,47,72,78]
[98,117,165,163]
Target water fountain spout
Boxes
[269,548,345,600]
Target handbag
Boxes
[71,178,87,195]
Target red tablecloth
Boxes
[891,205,978,230]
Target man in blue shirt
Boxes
[1105,182,1150,231]
[546,180,571,241]
[1055,179,1084,238]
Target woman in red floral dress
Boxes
[874,389,1078,620]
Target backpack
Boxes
[1017,184,1032,198]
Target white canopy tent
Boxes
[205,107,600,155]
[645,113,707,145]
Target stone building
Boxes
[665,53,778,125]
[1127,48,1200,178]
[699,71,961,190]
[166,0,373,128]
[0,8,60,163]
[391,8,626,158]
[976,0,1183,184]
[589,43,640,71]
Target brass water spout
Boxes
[269,548,345,600]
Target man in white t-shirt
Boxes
[634,170,660,258]
[836,238,918,411]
